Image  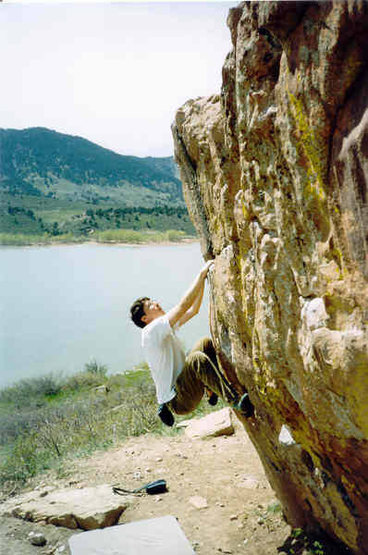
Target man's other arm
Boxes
[175,276,205,328]
[167,261,213,328]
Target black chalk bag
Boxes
[112,479,167,496]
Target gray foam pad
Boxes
[69,514,195,555]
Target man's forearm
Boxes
[189,277,205,313]
[178,265,209,312]
[167,261,213,327]
[174,277,206,328]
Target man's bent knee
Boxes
[186,351,208,369]
[191,336,213,354]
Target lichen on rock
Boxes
[172,1,368,552]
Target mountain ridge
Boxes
[0,126,182,201]
[0,127,195,240]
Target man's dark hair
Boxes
[130,297,149,328]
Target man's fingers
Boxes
[207,262,214,276]
[202,260,214,278]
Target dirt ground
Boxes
[0,414,292,555]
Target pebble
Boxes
[28,531,47,547]
[156,457,163,462]
[189,496,208,509]
[133,471,142,480]
[230,514,238,521]
[175,452,190,459]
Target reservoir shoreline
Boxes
[0,231,198,248]
[0,237,198,249]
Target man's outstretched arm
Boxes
[167,260,213,328]
[175,275,206,328]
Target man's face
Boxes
[142,299,165,325]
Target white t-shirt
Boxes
[141,314,185,404]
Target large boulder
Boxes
[183,407,234,439]
[1,485,132,530]
[172,1,368,552]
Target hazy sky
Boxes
[1,1,237,157]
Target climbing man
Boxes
[130,260,254,426]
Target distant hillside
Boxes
[0,128,196,242]
[0,127,182,202]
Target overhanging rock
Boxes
[172,1,368,552]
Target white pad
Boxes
[69,515,195,555]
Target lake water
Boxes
[0,242,210,388]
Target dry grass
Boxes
[0,362,220,494]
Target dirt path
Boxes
[0,416,291,554]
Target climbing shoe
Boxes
[233,393,254,417]
[208,392,218,406]
[158,403,175,427]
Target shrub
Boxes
[0,374,63,406]
[84,359,108,376]
[165,230,185,242]
[0,432,51,484]
[63,371,107,392]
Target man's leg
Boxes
[169,337,238,415]
[189,337,219,404]
[190,337,239,402]
[191,337,216,364]
[168,336,255,418]
[168,358,204,415]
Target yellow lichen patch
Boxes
[288,93,326,203]
[241,200,249,221]
[251,346,285,405]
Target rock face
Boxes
[172,1,368,552]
